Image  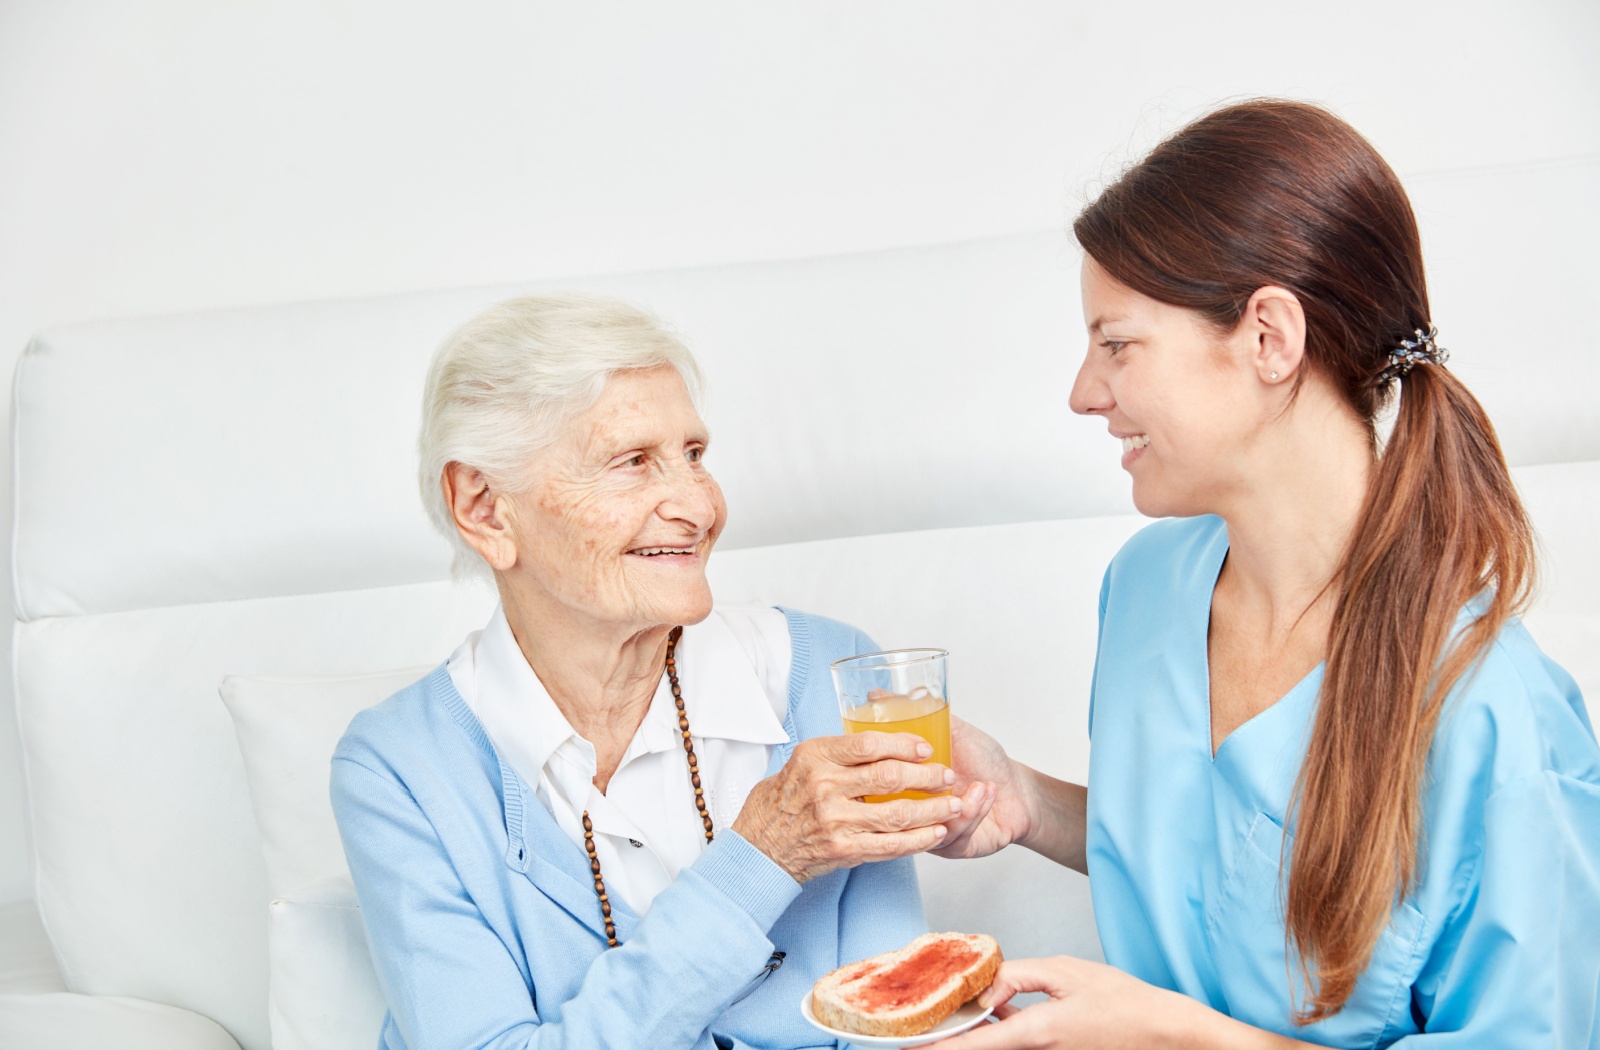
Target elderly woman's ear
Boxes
[443,462,518,572]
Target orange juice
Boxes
[840,691,951,802]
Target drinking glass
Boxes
[830,648,951,802]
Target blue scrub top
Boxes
[1085,516,1600,1048]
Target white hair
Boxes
[418,292,705,577]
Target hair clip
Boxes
[1374,326,1448,385]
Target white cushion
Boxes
[16,580,495,1050]
[268,877,385,1050]
[0,901,64,995]
[221,666,432,902]
[19,228,1600,624]
[0,993,240,1050]
[12,232,1133,621]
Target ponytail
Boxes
[1286,362,1534,1020]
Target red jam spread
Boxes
[841,941,983,1012]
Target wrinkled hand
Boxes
[927,956,1201,1050]
[929,716,1036,861]
[731,732,960,883]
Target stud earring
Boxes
[1269,371,1279,380]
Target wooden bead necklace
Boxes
[582,626,712,948]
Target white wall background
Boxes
[1,0,1596,906]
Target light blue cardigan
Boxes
[331,608,927,1050]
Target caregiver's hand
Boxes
[732,732,959,883]
[929,957,1309,1050]
[928,716,1038,861]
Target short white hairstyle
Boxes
[418,292,705,577]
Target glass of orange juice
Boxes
[830,648,951,803]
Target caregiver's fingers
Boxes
[977,958,1079,1007]
[923,1009,1052,1050]
[928,781,998,858]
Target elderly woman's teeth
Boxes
[1121,435,1151,453]
[632,546,695,556]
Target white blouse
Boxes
[447,604,793,914]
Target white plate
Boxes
[800,990,994,1048]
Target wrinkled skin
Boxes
[734,731,957,882]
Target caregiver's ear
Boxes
[1239,285,1306,385]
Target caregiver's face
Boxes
[506,365,725,631]
[1069,258,1259,518]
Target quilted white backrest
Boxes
[12,232,1121,621]
[13,229,1600,1050]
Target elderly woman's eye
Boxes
[686,447,704,463]
[623,453,646,467]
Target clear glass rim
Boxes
[830,647,948,672]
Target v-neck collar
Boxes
[1199,520,1325,777]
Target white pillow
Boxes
[220,666,427,1050]
[268,876,387,1050]
[220,666,430,901]
[0,992,243,1050]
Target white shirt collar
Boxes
[667,610,791,747]
[453,606,790,794]
[469,606,586,793]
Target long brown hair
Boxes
[1074,100,1535,1022]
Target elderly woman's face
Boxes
[503,365,725,631]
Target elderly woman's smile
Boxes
[500,364,726,630]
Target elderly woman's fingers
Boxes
[730,732,968,882]
[849,756,955,800]
[854,823,949,860]
[811,730,937,767]
[853,794,962,833]
[779,736,951,801]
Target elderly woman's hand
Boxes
[731,731,960,883]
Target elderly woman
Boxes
[330,293,957,1050]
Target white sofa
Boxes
[4,231,1597,1049]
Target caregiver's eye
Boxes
[1101,339,1128,356]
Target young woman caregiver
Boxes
[931,100,1600,1048]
